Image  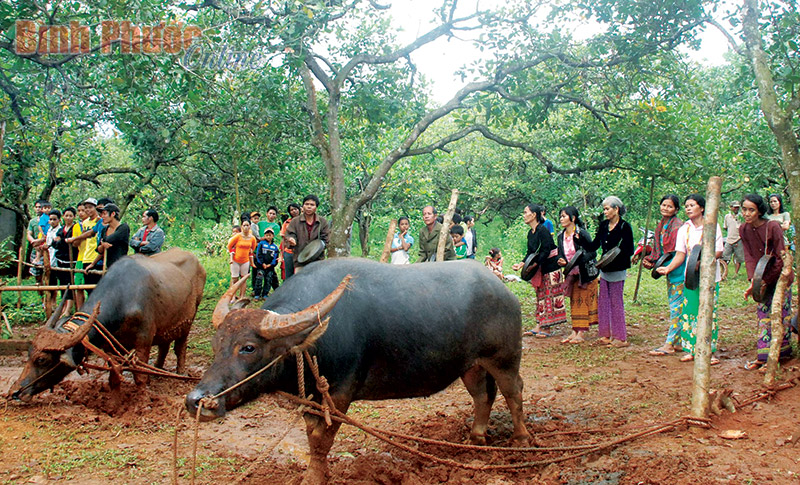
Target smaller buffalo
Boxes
[9,248,206,402]
[186,258,530,484]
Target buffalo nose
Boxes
[185,389,204,412]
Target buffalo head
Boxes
[185,275,350,421]
[8,302,97,402]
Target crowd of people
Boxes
[26,198,165,316]
[24,189,795,371]
[506,192,794,372]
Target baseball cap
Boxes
[99,203,120,214]
[82,197,98,206]
[264,227,275,233]
[730,200,741,207]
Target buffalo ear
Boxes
[60,350,78,368]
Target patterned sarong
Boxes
[534,270,567,328]
[756,288,793,362]
[680,284,719,355]
[569,278,598,331]
[664,281,684,346]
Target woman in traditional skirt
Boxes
[581,196,634,348]
[656,194,723,364]
[739,194,793,370]
[556,206,599,344]
[512,204,566,337]
[645,195,685,356]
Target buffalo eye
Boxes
[34,355,51,366]
[239,344,256,354]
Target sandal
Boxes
[607,340,630,348]
[649,348,675,356]
[680,354,694,362]
[744,360,763,371]
[710,357,720,366]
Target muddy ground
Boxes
[1,280,799,484]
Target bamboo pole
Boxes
[16,241,24,308]
[763,250,792,387]
[379,219,397,263]
[0,284,97,291]
[633,177,656,302]
[436,190,459,261]
[43,249,53,320]
[691,176,722,419]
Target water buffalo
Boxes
[186,258,530,484]
[9,248,206,401]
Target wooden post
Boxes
[436,190,459,261]
[633,177,656,302]
[16,241,24,308]
[379,219,397,263]
[763,250,793,386]
[43,250,53,320]
[691,176,722,419]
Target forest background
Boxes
[0,0,798,268]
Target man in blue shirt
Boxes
[250,228,280,300]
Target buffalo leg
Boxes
[173,335,188,374]
[481,361,530,446]
[154,343,170,369]
[301,397,350,485]
[133,346,150,386]
[461,364,497,445]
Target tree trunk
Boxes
[763,250,792,387]
[380,219,397,263]
[741,0,800,314]
[691,176,722,419]
[356,206,371,257]
[437,190,459,261]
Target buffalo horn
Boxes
[34,302,100,352]
[212,277,250,328]
[44,295,70,329]
[258,275,352,340]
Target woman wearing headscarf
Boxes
[739,193,793,370]
[581,196,634,348]
[644,195,685,356]
[512,204,567,337]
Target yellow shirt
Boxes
[80,216,100,263]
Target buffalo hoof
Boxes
[468,433,487,446]
[300,465,328,485]
[510,434,531,447]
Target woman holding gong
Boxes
[739,194,793,370]
[512,204,566,337]
[656,194,723,364]
[645,195,685,356]
[581,196,634,348]
[556,206,598,344]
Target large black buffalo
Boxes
[9,249,206,401]
[186,258,530,484]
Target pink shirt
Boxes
[563,232,579,275]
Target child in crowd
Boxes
[485,248,504,280]
[450,225,467,259]
[251,228,280,300]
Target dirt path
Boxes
[2,296,800,484]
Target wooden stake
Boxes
[763,250,793,386]
[380,219,397,263]
[691,176,722,419]
[633,177,656,302]
[436,190,459,262]
[0,284,97,292]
